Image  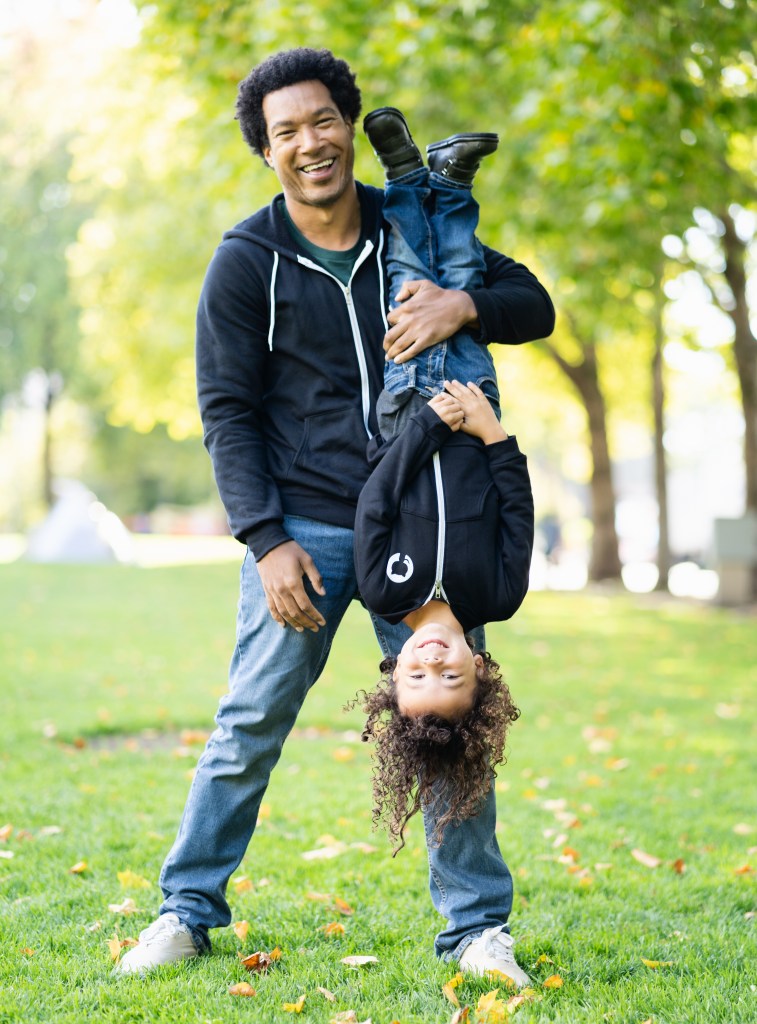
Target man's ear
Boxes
[345,117,355,138]
[263,144,274,169]
[473,653,485,676]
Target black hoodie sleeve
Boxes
[196,242,290,558]
[466,247,555,345]
[484,436,535,617]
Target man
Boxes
[116,47,554,984]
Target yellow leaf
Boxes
[671,859,686,874]
[69,861,87,874]
[734,864,753,875]
[476,988,507,1022]
[332,747,355,762]
[20,947,35,957]
[483,969,517,988]
[228,982,257,997]
[317,986,336,1001]
[631,848,662,869]
[239,949,276,973]
[442,982,460,1006]
[282,993,306,1013]
[0,824,14,841]
[534,954,554,966]
[450,1008,470,1024]
[233,920,250,941]
[117,870,151,889]
[504,989,540,1012]
[543,974,563,988]
[321,921,346,937]
[270,946,282,960]
[333,897,354,916]
[641,959,673,969]
[306,891,332,902]
[233,876,254,893]
[107,934,122,962]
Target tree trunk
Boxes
[652,292,671,590]
[540,336,623,581]
[720,209,757,514]
[42,381,54,509]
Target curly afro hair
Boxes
[352,643,520,853]
[235,47,362,162]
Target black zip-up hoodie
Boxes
[196,183,554,558]
[353,404,534,635]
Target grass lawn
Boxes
[1,561,755,1023]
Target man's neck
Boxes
[283,183,361,251]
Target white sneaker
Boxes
[113,913,199,975]
[458,925,531,988]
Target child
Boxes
[352,109,535,850]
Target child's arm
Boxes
[443,379,507,445]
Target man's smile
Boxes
[301,157,336,173]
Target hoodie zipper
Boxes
[297,240,375,438]
[425,451,449,604]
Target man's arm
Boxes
[382,248,555,364]
[196,243,325,633]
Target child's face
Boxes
[393,623,482,720]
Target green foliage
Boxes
[1,563,756,1021]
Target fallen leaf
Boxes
[233,920,250,941]
[86,921,102,932]
[108,898,139,915]
[341,955,378,967]
[745,911,756,920]
[107,934,122,962]
[504,988,540,1012]
[442,982,461,1006]
[302,843,347,860]
[233,875,254,893]
[350,842,378,854]
[69,861,87,874]
[631,848,661,869]
[38,825,63,836]
[734,864,753,875]
[543,974,564,988]
[329,1013,358,1023]
[562,846,580,861]
[332,747,355,762]
[733,823,754,835]
[0,850,14,860]
[606,757,630,771]
[317,986,336,1001]
[333,897,354,916]
[483,969,517,988]
[20,947,34,956]
[594,862,613,871]
[641,959,674,969]
[305,890,332,902]
[534,954,554,966]
[228,982,257,997]
[270,946,282,960]
[476,988,506,1022]
[239,949,277,972]
[450,1008,470,1024]
[0,824,13,841]
[282,993,306,1013]
[117,870,151,889]
[321,921,346,937]
[671,858,686,874]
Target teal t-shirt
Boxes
[279,198,363,285]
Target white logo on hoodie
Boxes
[386,552,413,583]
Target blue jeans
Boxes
[159,515,513,959]
[382,167,499,405]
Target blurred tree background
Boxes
[0,0,754,588]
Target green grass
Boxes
[1,562,755,1023]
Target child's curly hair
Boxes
[354,643,520,853]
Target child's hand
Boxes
[443,380,508,444]
[428,392,464,431]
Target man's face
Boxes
[393,623,482,720]
[262,79,356,212]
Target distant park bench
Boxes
[712,513,757,605]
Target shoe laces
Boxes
[139,913,188,945]
[482,926,516,963]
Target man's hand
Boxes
[428,392,464,431]
[383,280,479,365]
[444,379,508,445]
[256,540,326,632]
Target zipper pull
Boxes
[434,580,442,600]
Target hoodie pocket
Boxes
[292,407,368,498]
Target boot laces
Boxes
[482,926,516,963]
[139,913,188,945]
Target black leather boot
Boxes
[363,107,424,181]
[426,133,499,185]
